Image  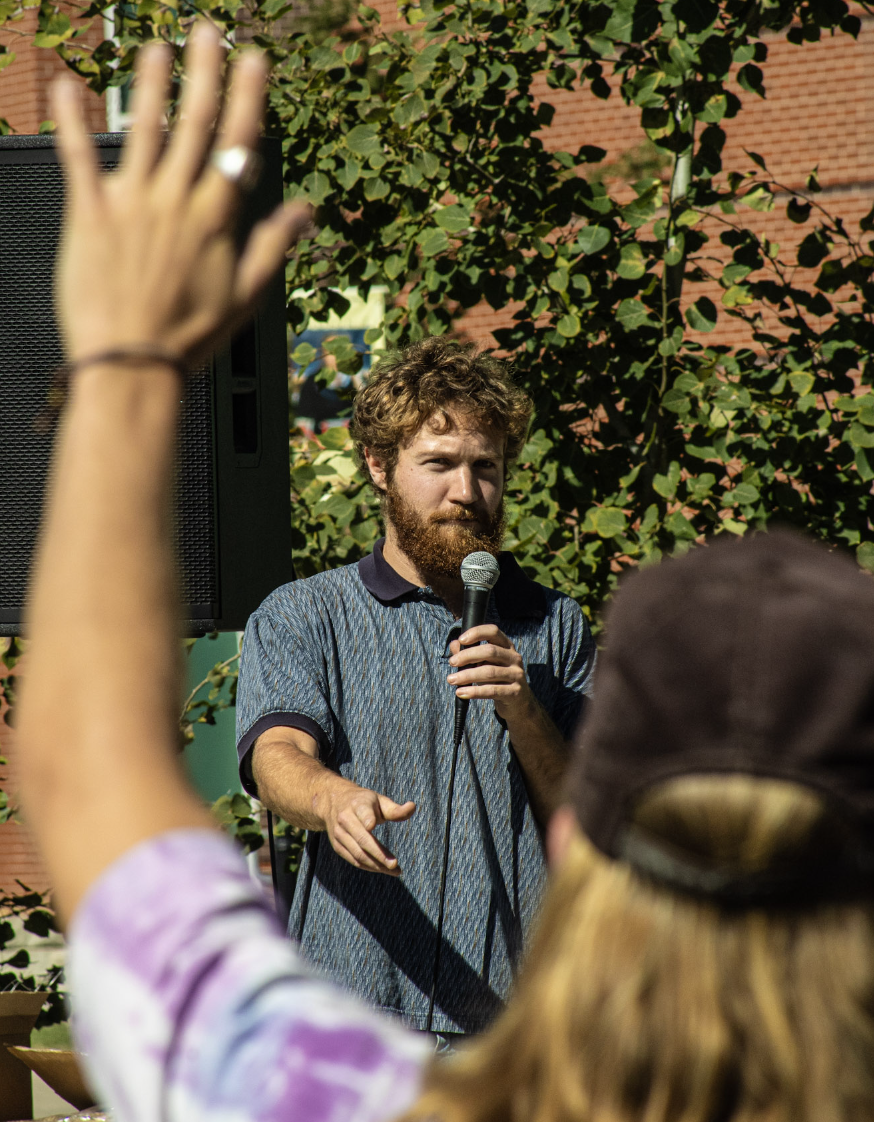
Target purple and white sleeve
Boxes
[67,829,429,1122]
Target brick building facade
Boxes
[0,8,106,135]
[1,4,873,891]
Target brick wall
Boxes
[0,8,106,135]
[369,3,874,350]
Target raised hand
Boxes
[52,22,309,368]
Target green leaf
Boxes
[320,427,353,450]
[350,517,379,544]
[345,124,381,158]
[855,448,874,482]
[699,93,728,123]
[653,461,681,499]
[393,93,427,127]
[687,472,716,500]
[737,63,764,96]
[662,388,690,413]
[417,228,450,257]
[787,197,811,224]
[302,171,331,204]
[556,313,581,338]
[797,231,830,268]
[857,542,874,572]
[416,152,440,179]
[291,342,318,367]
[384,254,406,280]
[591,507,627,538]
[741,185,774,212]
[659,336,680,357]
[722,263,751,285]
[685,296,718,333]
[32,32,68,47]
[363,177,389,201]
[616,298,651,331]
[617,243,646,279]
[664,232,685,266]
[675,209,700,228]
[639,504,659,535]
[727,482,760,505]
[788,371,815,397]
[722,284,753,308]
[576,225,611,255]
[665,510,697,540]
[335,158,362,190]
[434,204,470,233]
[548,267,569,292]
[850,422,874,448]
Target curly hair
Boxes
[351,336,532,486]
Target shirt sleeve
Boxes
[67,829,429,1122]
[236,602,336,794]
[550,597,597,742]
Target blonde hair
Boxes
[351,337,532,486]
[403,776,874,1122]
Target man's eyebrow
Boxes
[414,447,503,460]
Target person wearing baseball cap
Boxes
[405,526,874,1122]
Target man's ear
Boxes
[546,804,579,871]
[363,446,388,493]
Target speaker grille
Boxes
[0,154,218,620]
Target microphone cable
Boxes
[426,723,465,1033]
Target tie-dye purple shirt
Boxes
[67,829,430,1122]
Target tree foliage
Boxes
[2,0,874,615]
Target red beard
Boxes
[383,486,505,581]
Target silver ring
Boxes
[210,145,262,191]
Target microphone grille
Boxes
[460,551,501,591]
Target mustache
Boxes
[429,509,482,524]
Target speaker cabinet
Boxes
[0,134,293,635]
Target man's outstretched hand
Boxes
[319,785,416,877]
[52,23,310,368]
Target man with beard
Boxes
[236,337,596,1038]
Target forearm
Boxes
[18,365,212,922]
[252,736,362,832]
[502,697,568,826]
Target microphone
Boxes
[453,551,501,748]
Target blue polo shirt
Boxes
[236,541,596,1033]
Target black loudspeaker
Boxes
[0,134,293,635]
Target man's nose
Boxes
[448,466,478,505]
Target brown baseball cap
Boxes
[567,528,874,902]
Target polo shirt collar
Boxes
[358,538,546,619]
